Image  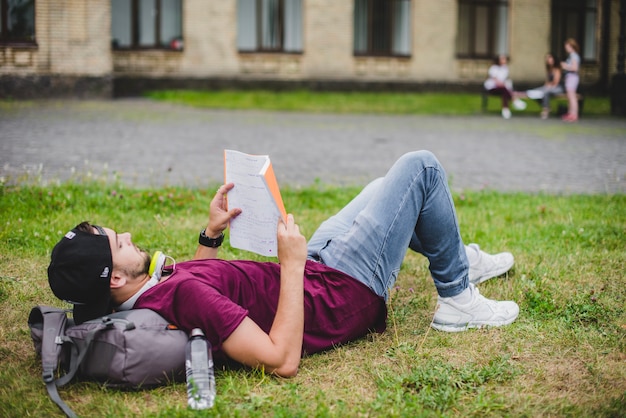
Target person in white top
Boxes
[484,55,526,119]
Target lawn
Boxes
[0,181,624,417]
[145,89,613,117]
[1,90,623,416]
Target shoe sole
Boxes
[430,315,518,332]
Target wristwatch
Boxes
[198,229,224,248]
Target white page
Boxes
[224,150,282,257]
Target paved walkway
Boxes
[1,99,625,194]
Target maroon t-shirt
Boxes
[135,259,387,361]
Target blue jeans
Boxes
[307,150,469,300]
[540,85,564,109]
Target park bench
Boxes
[481,89,584,116]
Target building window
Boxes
[551,0,597,62]
[111,0,183,50]
[0,0,35,44]
[456,0,508,59]
[353,0,411,57]
[237,0,303,53]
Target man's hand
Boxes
[277,214,307,268]
[206,183,242,237]
[194,183,242,260]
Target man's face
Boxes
[95,226,151,279]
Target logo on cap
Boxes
[100,267,110,278]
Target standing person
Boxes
[560,39,581,122]
[525,53,564,119]
[484,54,527,119]
[47,151,519,377]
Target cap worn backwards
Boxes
[47,226,113,324]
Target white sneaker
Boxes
[513,99,527,110]
[467,243,514,285]
[431,284,519,332]
[501,108,511,119]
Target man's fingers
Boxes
[278,214,300,236]
[229,208,242,218]
[216,183,235,196]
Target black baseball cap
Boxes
[48,225,113,324]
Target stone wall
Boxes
[0,0,112,98]
[0,0,616,98]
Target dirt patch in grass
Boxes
[519,354,626,409]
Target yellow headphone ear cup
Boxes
[149,251,164,277]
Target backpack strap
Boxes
[28,306,78,418]
[55,316,118,386]
[29,308,139,417]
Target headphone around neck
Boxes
[149,251,167,281]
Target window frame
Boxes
[353,0,412,58]
[550,0,598,63]
[237,0,303,54]
[455,0,509,60]
[0,0,36,46]
[111,0,184,51]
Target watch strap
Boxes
[198,229,224,248]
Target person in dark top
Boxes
[48,150,518,377]
[524,53,564,119]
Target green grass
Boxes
[145,89,613,116]
[1,181,624,417]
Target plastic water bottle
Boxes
[185,328,215,409]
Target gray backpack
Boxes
[28,306,188,418]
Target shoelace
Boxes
[468,284,498,308]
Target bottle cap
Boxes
[190,328,205,338]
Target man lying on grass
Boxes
[47,150,518,377]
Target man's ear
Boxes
[110,271,127,290]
